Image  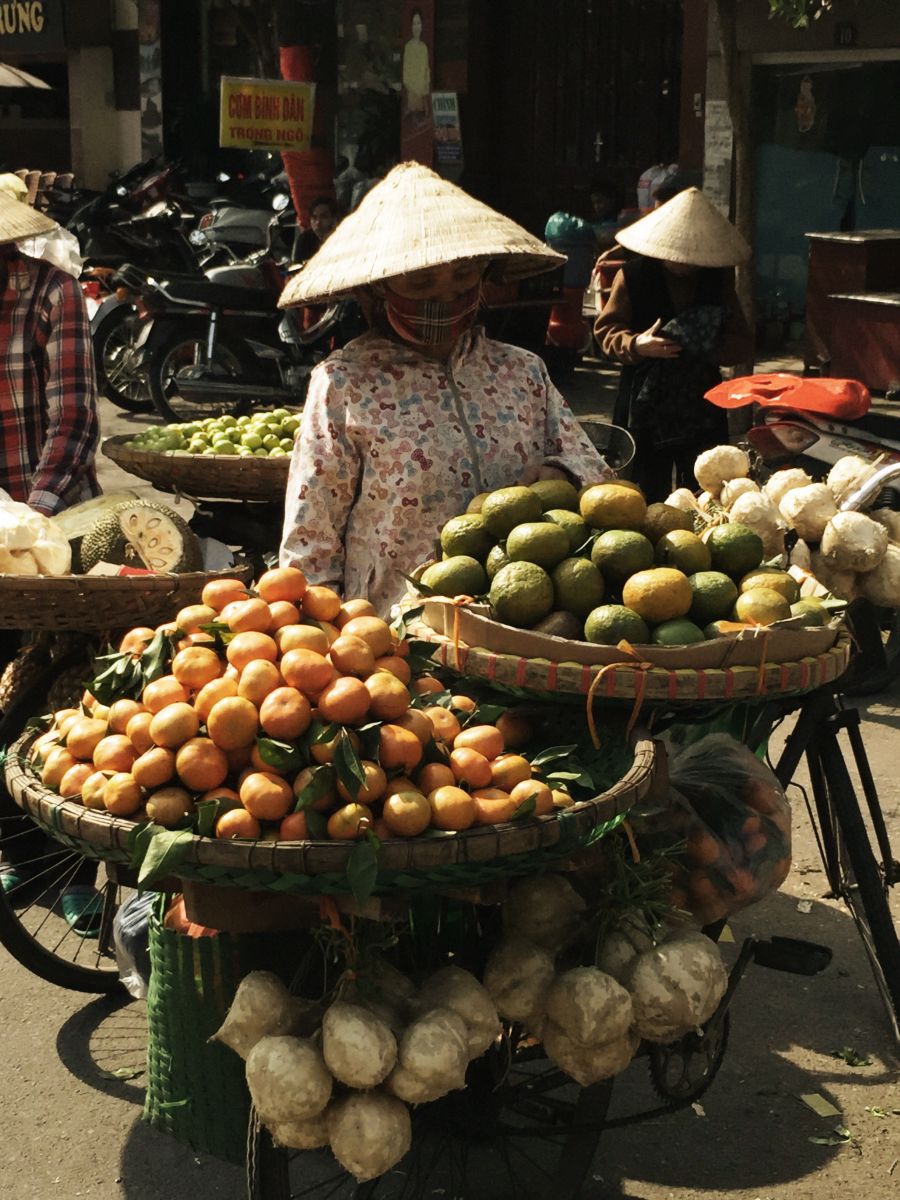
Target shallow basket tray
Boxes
[410,623,853,703]
[4,729,657,894]
[102,434,290,502]
[0,561,254,633]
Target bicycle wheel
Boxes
[813,732,900,1042]
[0,645,125,993]
[247,1037,610,1200]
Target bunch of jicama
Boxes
[693,449,900,605]
[214,960,501,1183]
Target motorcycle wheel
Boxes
[93,305,153,414]
[148,326,256,424]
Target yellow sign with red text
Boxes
[219,76,316,151]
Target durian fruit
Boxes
[80,501,202,574]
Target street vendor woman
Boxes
[594,187,752,503]
[279,162,608,615]
[0,181,100,513]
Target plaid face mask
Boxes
[383,282,482,347]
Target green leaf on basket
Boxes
[510,792,538,820]
[469,702,506,725]
[305,809,329,839]
[419,737,451,767]
[88,651,143,706]
[308,721,340,745]
[391,604,424,641]
[333,729,366,800]
[346,839,379,903]
[356,720,383,762]
[546,768,594,790]
[139,629,179,684]
[195,799,221,838]
[406,639,438,675]
[128,820,161,867]
[529,744,579,768]
[256,737,304,773]
[24,712,54,732]
[137,828,194,888]
[399,571,437,597]
[294,765,335,812]
[198,620,235,649]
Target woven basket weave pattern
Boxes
[0,562,254,633]
[102,435,290,503]
[418,630,852,701]
[4,733,653,891]
[143,912,251,1164]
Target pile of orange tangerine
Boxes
[29,568,568,841]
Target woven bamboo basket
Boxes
[411,624,852,703]
[143,909,252,1165]
[4,729,656,893]
[0,561,254,633]
[102,435,291,502]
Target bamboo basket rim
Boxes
[0,561,254,632]
[4,729,657,887]
[413,626,853,703]
[101,435,291,501]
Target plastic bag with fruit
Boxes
[662,732,792,925]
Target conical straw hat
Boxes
[280,161,564,307]
[0,188,58,244]
[615,187,750,268]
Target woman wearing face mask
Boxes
[595,187,752,502]
[279,162,609,615]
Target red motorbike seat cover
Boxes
[705,373,870,419]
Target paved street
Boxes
[1,366,897,1200]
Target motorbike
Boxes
[128,207,360,423]
[81,182,293,414]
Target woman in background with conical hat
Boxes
[594,187,753,503]
[278,162,610,615]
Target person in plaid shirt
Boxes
[0,187,101,930]
[0,190,100,512]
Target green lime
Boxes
[440,513,495,561]
[489,561,555,628]
[790,599,829,627]
[481,487,543,537]
[621,568,693,625]
[688,571,740,626]
[544,509,591,554]
[584,604,650,646]
[591,529,654,587]
[420,555,488,597]
[641,502,693,544]
[551,557,605,619]
[580,483,648,531]
[486,544,511,580]
[739,568,800,604]
[529,478,580,512]
[655,529,712,575]
[506,522,570,569]
[734,587,792,626]
[651,618,706,646]
[704,523,765,578]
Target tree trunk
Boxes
[712,0,756,377]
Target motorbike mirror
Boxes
[116,185,128,197]
[272,192,290,212]
[189,229,208,246]
[217,172,231,183]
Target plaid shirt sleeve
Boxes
[26,268,100,514]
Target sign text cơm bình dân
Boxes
[219,76,317,152]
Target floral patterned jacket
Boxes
[280,327,607,615]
